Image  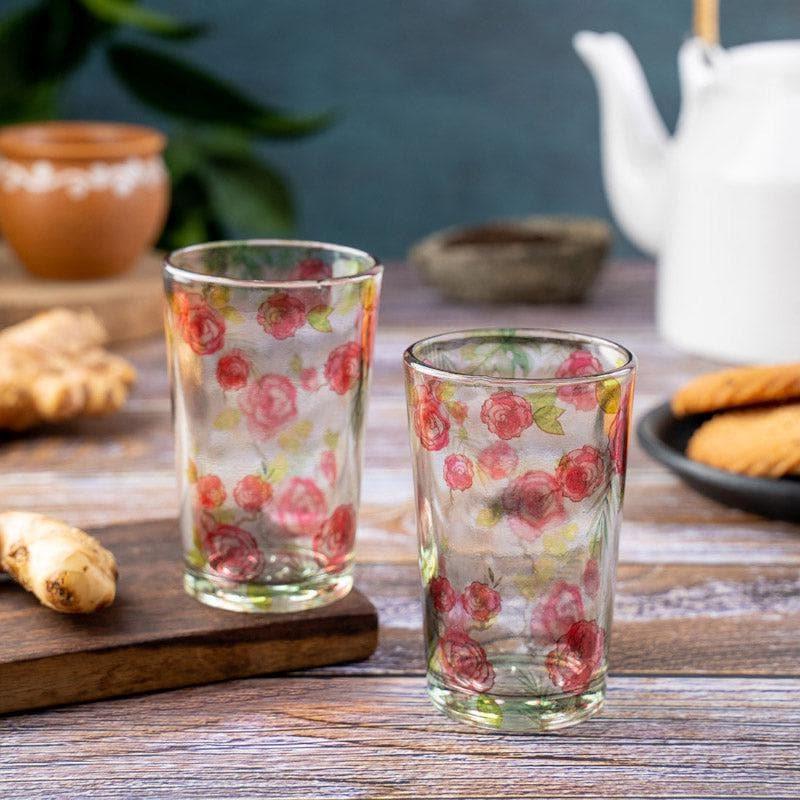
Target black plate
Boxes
[637,402,800,522]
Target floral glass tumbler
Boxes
[404,329,635,731]
[164,241,382,613]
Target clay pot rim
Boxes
[0,121,166,161]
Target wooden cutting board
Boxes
[0,519,378,715]
[0,244,164,342]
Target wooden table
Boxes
[2,262,798,799]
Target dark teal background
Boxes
[56,0,800,258]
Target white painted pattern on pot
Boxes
[0,156,166,199]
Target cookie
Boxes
[686,403,800,477]
[672,363,800,417]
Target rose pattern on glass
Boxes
[412,384,451,451]
[545,620,605,694]
[429,575,457,613]
[175,291,226,355]
[502,471,566,539]
[257,292,307,340]
[324,341,362,395]
[196,474,226,509]
[529,580,585,643]
[166,247,381,599]
[437,629,496,693]
[276,477,328,535]
[478,441,519,480]
[204,523,266,582]
[239,374,298,439]
[233,474,273,512]
[556,350,603,411]
[480,390,534,440]
[312,503,356,566]
[443,454,474,491]
[406,334,634,708]
[460,581,502,623]
[216,349,251,391]
[556,445,605,502]
[320,450,337,486]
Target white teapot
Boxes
[574,31,800,362]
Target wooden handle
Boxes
[694,0,719,45]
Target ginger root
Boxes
[0,512,117,613]
[0,308,136,431]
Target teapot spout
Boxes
[574,31,669,256]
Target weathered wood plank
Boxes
[330,561,800,677]
[1,675,797,799]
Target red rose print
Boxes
[437,629,495,693]
[204,524,265,582]
[216,349,251,391]
[501,471,565,537]
[239,374,297,439]
[480,391,533,440]
[257,292,306,340]
[233,474,273,512]
[291,257,332,282]
[583,558,600,597]
[461,581,502,623]
[313,503,356,566]
[412,387,450,451]
[324,341,362,395]
[443,454,474,491]
[429,575,457,612]
[288,257,334,309]
[478,441,519,480]
[530,580,585,643]
[300,367,320,392]
[608,388,631,474]
[556,445,605,502]
[177,293,225,355]
[196,474,226,509]
[275,477,328,534]
[546,620,605,694]
[556,350,603,411]
[320,450,337,486]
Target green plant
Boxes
[0,0,333,248]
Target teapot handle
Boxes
[679,36,724,100]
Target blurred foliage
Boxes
[0,0,332,248]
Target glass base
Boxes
[184,566,353,614]
[427,663,606,732]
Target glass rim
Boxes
[403,327,637,386]
[163,238,383,289]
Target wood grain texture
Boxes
[0,520,377,714]
[1,261,798,798]
[0,245,164,342]
[1,676,798,799]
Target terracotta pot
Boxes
[0,121,169,280]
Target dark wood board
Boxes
[0,519,378,714]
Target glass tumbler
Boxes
[164,240,382,613]
[404,329,636,731]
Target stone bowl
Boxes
[408,217,612,303]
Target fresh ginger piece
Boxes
[0,512,118,613]
[0,308,136,431]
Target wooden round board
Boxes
[0,244,164,342]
